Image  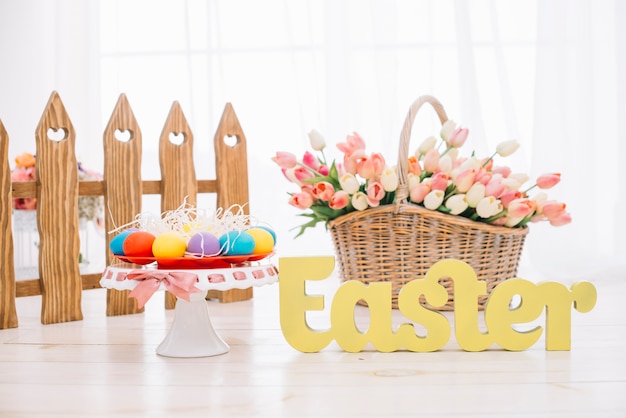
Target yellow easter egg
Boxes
[152,232,187,258]
[246,227,275,254]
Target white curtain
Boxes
[1,0,623,281]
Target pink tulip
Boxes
[536,173,561,189]
[423,149,440,173]
[507,198,536,219]
[481,157,494,171]
[366,181,385,207]
[318,165,330,176]
[492,166,512,178]
[329,190,350,210]
[499,190,522,208]
[288,192,314,209]
[491,216,508,226]
[454,169,476,193]
[300,183,314,195]
[548,212,572,226]
[302,151,320,171]
[485,178,505,198]
[271,151,297,169]
[357,153,385,179]
[281,167,298,184]
[343,155,357,175]
[311,181,335,201]
[431,172,450,191]
[337,132,366,158]
[541,200,567,219]
[474,168,492,185]
[294,166,315,183]
[409,183,431,204]
[447,127,469,148]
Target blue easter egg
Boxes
[109,229,136,255]
[219,231,255,256]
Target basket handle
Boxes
[395,95,449,203]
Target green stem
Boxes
[522,183,538,194]
[482,152,497,167]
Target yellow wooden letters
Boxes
[279,256,597,352]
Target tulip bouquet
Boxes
[272,122,570,237]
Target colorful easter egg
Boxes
[255,226,276,245]
[219,231,255,256]
[109,229,135,255]
[152,232,187,258]
[187,232,221,256]
[246,227,275,254]
[122,231,156,257]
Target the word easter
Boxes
[279,257,597,352]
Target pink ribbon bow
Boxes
[124,270,201,309]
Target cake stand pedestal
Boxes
[100,262,278,358]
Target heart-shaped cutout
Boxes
[223,134,238,147]
[169,132,185,145]
[47,127,67,142]
[114,129,132,142]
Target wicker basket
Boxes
[328,95,529,310]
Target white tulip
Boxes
[447,147,459,161]
[445,194,469,215]
[440,120,457,142]
[496,140,520,157]
[505,216,524,227]
[308,129,326,151]
[460,156,481,172]
[417,136,438,156]
[501,177,522,191]
[438,155,453,175]
[476,196,503,218]
[407,173,420,190]
[424,190,445,210]
[339,173,360,194]
[380,167,399,192]
[351,192,369,211]
[508,172,530,186]
[466,183,486,208]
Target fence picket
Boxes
[35,91,83,324]
[159,101,197,309]
[0,119,18,329]
[103,93,145,316]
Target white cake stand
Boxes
[100,262,278,358]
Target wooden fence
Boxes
[0,91,251,328]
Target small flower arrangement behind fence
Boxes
[11,152,104,226]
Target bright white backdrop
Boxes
[1,0,624,281]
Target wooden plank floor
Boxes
[1,271,624,417]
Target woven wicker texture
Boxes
[328,96,528,310]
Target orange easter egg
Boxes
[122,231,156,257]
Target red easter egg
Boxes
[122,231,156,257]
